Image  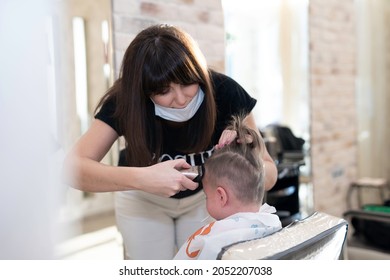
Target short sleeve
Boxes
[212,71,257,128]
[94,98,122,135]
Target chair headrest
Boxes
[218,212,348,260]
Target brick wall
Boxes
[111,0,225,76]
[309,0,357,217]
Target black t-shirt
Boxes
[95,71,257,198]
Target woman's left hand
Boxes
[216,129,254,149]
[215,129,237,149]
[215,113,278,190]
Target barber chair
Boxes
[218,212,348,260]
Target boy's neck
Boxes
[220,203,261,220]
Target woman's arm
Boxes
[242,113,277,191]
[62,119,198,196]
[216,113,278,191]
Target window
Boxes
[222,0,309,139]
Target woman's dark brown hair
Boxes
[96,24,217,166]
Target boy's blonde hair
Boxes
[204,115,266,204]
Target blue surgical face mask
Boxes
[151,88,205,122]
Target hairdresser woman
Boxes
[63,24,277,260]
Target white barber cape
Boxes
[174,204,282,260]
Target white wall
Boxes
[0,0,60,259]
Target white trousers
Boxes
[115,190,213,260]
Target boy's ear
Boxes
[216,186,228,207]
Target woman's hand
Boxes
[215,129,238,149]
[215,113,278,190]
[138,159,199,197]
[216,129,255,149]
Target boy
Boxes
[174,116,282,260]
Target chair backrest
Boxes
[218,212,348,260]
